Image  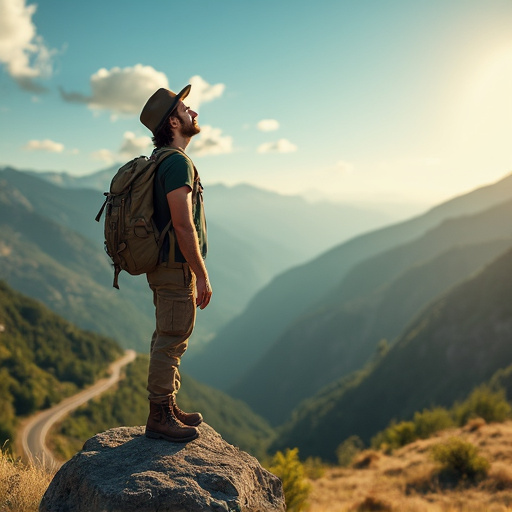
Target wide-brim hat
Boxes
[140,84,191,135]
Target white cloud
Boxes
[257,119,280,132]
[0,0,54,91]
[60,67,225,120]
[90,131,152,164]
[119,131,152,159]
[23,139,64,152]
[186,75,225,112]
[61,64,169,115]
[91,149,116,165]
[257,138,298,154]
[189,125,233,157]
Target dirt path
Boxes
[17,349,137,469]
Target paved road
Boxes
[18,349,137,469]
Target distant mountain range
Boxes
[273,245,512,460]
[186,171,512,393]
[231,199,512,424]
[0,165,397,352]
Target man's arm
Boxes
[167,186,212,309]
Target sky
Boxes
[0,0,511,209]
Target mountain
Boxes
[186,172,512,389]
[273,246,512,461]
[0,166,405,352]
[0,169,290,350]
[0,175,158,350]
[24,165,404,270]
[26,165,120,191]
[0,280,123,445]
[230,199,512,423]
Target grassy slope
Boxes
[308,420,512,512]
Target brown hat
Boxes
[140,84,191,135]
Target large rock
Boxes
[40,424,285,512]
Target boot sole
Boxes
[145,429,199,443]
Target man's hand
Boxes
[196,274,212,309]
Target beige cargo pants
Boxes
[146,262,196,404]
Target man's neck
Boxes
[170,134,191,152]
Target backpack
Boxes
[95,148,179,289]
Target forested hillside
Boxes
[232,199,512,423]
[186,172,512,391]
[273,246,512,461]
[0,281,123,446]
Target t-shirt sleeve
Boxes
[158,154,194,194]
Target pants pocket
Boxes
[156,295,195,336]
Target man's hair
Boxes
[152,112,179,148]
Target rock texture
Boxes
[39,423,285,512]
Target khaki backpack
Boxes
[95,148,179,289]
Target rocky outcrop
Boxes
[39,423,285,512]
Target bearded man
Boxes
[140,85,212,442]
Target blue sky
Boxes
[1,0,511,207]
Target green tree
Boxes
[269,448,311,512]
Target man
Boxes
[140,85,212,442]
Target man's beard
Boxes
[177,113,201,138]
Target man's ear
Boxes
[169,115,180,129]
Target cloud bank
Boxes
[186,75,225,112]
[189,125,233,156]
[61,64,170,115]
[91,131,153,164]
[0,0,54,91]
[23,139,64,152]
[258,138,297,154]
[61,67,226,119]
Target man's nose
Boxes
[189,109,198,119]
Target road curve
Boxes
[18,349,137,469]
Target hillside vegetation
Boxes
[0,281,122,447]
[309,420,512,512]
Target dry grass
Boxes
[0,447,55,512]
[308,420,512,512]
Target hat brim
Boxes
[154,84,192,134]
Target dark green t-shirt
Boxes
[153,149,207,263]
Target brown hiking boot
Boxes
[171,394,203,427]
[145,399,199,442]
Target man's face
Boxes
[174,101,200,137]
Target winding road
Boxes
[17,349,137,469]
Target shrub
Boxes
[269,448,311,512]
[412,407,455,438]
[430,437,489,484]
[371,421,417,450]
[453,385,511,426]
[336,435,364,466]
